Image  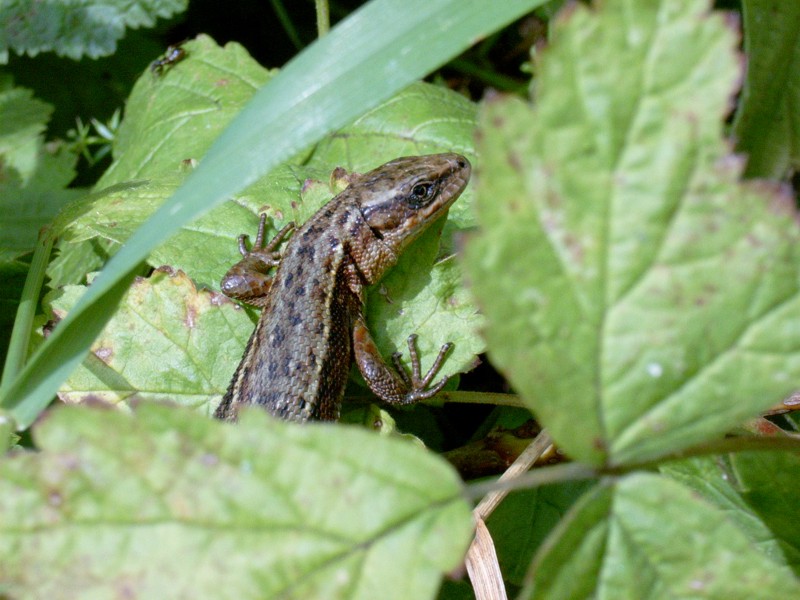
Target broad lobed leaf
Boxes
[466,0,800,465]
[53,268,253,414]
[0,0,188,62]
[0,403,473,599]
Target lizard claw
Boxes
[392,334,453,402]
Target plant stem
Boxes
[0,230,54,396]
[316,0,330,37]
[269,0,304,50]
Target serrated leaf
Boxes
[101,35,274,184]
[525,473,800,599]
[0,80,80,262]
[52,268,253,413]
[0,76,51,180]
[0,403,473,599]
[733,0,800,178]
[465,0,800,465]
[0,0,188,62]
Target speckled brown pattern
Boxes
[215,153,471,422]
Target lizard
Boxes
[214,153,471,422]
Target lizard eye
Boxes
[409,182,434,207]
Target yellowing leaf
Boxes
[55,268,252,414]
[466,0,800,465]
[0,403,473,599]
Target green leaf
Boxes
[0,75,51,180]
[465,0,800,465]
[100,35,274,184]
[731,451,800,570]
[662,455,800,572]
[485,482,594,586]
[733,0,800,178]
[525,473,800,599]
[54,268,253,413]
[0,78,80,262]
[0,403,473,599]
[1,0,547,428]
[0,0,188,62]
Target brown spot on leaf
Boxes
[47,490,63,507]
[94,346,114,364]
[184,304,197,329]
[507,151,522,172]
[301,178,319,194]
[78,395,116,410]
[155,265,180,277]
[199,453,219,467]
[563,233,584,264]
[331,166,348,180]
[209,290,233,306]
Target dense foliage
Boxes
[1,1,799,598]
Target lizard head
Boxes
[356,153,471,255]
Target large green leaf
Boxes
[53,268,253,413]
[0,0,547,430]
[465,0,800,465]
[524,473,800,599]
[0,0,188,62]
[733,0,800,178]
[0,403,473,599]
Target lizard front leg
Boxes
[352,314,453,406]
[215,215,295,422]
[220,214,295,307]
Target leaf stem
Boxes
[269,0,304,50]
[607,434,800,474]
[0,230,54,396]
[463,434,800,502]
[316,0,330,37]
[464,462,599,501]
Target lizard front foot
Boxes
[220,214,296,301]
[392,334,454,403]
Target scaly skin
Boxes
[215,153,471,422]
